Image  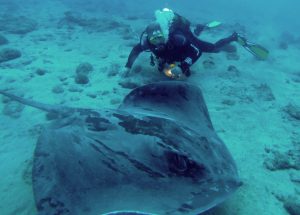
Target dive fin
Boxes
[194,21,222,36]
[206,21,222,28]
[237,36,269,60]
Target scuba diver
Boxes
[123,8,269,79]
[123,8,238,78]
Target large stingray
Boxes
[0,81,240,215]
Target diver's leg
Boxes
[193,24,206,36]
[214,32,238,50]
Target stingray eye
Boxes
[166,151,207,178]
[166,152,189,174]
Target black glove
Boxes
[180,61,191,77]
[230,32,239,41]
[150,54,155,66]
[194,24,206,36]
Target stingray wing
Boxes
[28,81,241,215]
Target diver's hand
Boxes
[180,60,191,77]
[231,32,239,41]
[120,67,130,77]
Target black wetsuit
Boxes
[125,15,237,76]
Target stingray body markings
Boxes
[0,81,241,215]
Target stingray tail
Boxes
[0,90,70,114]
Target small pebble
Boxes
[86,92,97,99]
[36,68,47,76]
[2,101,24,118]
[75,73,89,84]
[68,85,83,93]
[110,98,121,105]
[52,85,64,94]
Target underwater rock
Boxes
[119,54,127,59]
[22,58,35,66]
[22,159,33,185]
[279,41,289,50]
[5,77,17,84]
[35,68,48,76]
[227,23,247,35]
[75,62,93,84]
[101,90,109,95]
[227,65,239,73]
[264,145,300,171]
[226,52,240,61]
[283,104,300,121]
[126,16,139,21]
[119,26,136,41]
[218,65,240,80]
[280,32,297,44]
[220,44,237,53]
[62,11,88,27]
[203,57,216,69]
[76,62,93,75]
[100,52,109,59]
[220,85,253,104]
[132,65,143,74]
[107,63,120,77]
[0,48,21,63]
[264,149,293,170]
[2,100,24,118]
[68,85,83,93]
[290,173,300,184]
[86,92,97,99]
[28,124,44,137]
[277,195,300,215]
[75,73,89,84]
[0,16,37,34]
[70,96,80,102]
[45,112,60,121]
[110,98,121,105]
[0,34,8,45]
[222,99,236,106]
[52,85,64,94]
[291,72,300,83]
[278,32,300,50]
[253,83,275,101]
[23,73,35,83]
[121,34,134,40]
[284,199,300,215]
[59,76,68,82]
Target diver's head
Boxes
[146,23,166,46]
[146,8,175,46]
[154,8,175,40]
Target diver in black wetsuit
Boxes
[123,9,238,77]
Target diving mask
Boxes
[149,30,165,46]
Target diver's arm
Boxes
[125,43,144,69]
[193,24,206,36]
[179,44,201,77]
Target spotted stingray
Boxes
[0,81,240,215]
